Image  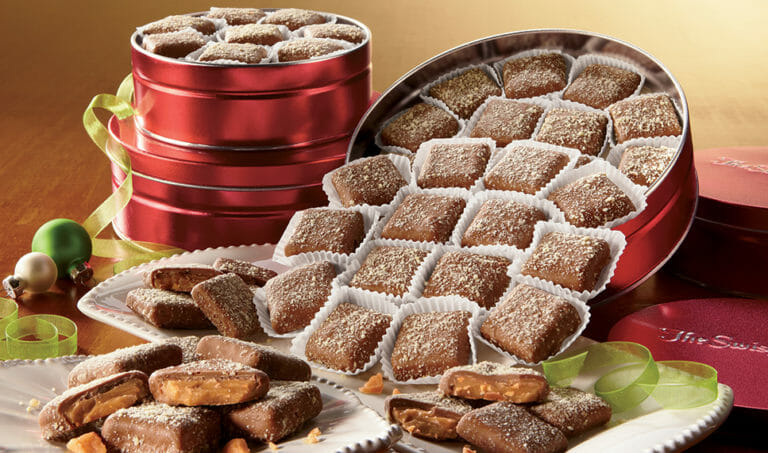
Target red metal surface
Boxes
[131,12,371,147]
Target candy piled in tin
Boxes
[136,7,368,64]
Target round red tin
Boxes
[607,297,768,410]
[667,147,768,297]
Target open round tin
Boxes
[347,29,698,304]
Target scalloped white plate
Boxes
[0,356,402,452]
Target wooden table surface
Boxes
[1,0,766,451]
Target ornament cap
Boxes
[2,276,25,299]
[69,262,93,285]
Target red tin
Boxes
[667,147,768,297]
[347,30,698,303]
[131,11,371,147]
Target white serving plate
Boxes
[77,244,734,452]
[0,356,402,452]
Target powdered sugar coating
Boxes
[284,208,365,256]
[422,251,511,309]
[331,155,408,207]
[141,29,206,59]
[225,24,285,45]
[191,273,260,339]
[445,360,543,377]
[547,173,635,228]
[387,390,473,416]
[418,142,492,189]
[277,38,345,62]
[162,336,201,363]
[142,15,216,35]
[503,53,568,99]
[529,387,612,437]
[462,199,547,249]
[303,23,366,44]
[381,103,460,152]
[390,311,471,381]
[207,7,265,25]
[263,8,326,30]
[618,145,676,186]
[470,99,544,146]
[429,68,502,119]
[126,288,213,330]
[264,261,336,334]
[199,42,267,63]
[67,342,182,388]
[536,108,607,156]
[350,246,429,296]
[484,145,570,195]
[481,284,581,363]
[563,64,641,109]
[381,193,466,243]
[608,93,682,143]
[521,232,611,292]
[213,257,277,286]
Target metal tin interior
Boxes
[347,29,698,304]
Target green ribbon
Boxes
[0,297,77,360]
[542,341,719,412]
[82,75,185,273]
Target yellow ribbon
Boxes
[542,341,719,412]
[82,75,185,273]
[0,297,77,360]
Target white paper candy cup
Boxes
[379,296,485,384]
[272,206,380,268]
[541,159,648,229]
[476,139,583,198]
[323,153,413,213]
[290,286,398,376]
[375,97,466,156]
[473,280,591,366]
[336,239,440,305]
[462,96,551,147]
[509,222,627,302]
[449,190,564,256]
[411,137,497,193]
[492,49,575,100]
[606,137,682,190]
[419,63,503,120]
[534,98,612,158]
[270,37,355,63]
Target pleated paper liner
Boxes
[491,49,576,101]
[606,136,683,191]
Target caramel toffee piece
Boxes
[417,142,492,189]
[608,93,682,143]
[535,108,608,156]
[547,173,635,228]
[503,53,568,99]
[277,38,345,62]
[349,246,429,296]
[125,288,214,330]
[199,42,268,64]
[149,359,269,406]
[470,99,544,147]
[39,371,150,442]
[162,336,202,363]
[429,68,502,119]
[461,199,547,250]
[142,30,206,59]
[481,285,581,363]
[196,335,311,381]
[331,155,408,207]
[305,302,392,372]
[213,257,277,286]
[422,251,511,309]
[381,193,466,243]
[67,343,182,388]
[143,264,221,293]
[303,23,366,44]
[381,103,460,152]
[385,391,472,441]
[521,232,611,292]
[263,8,326,30]
[439,361,548,403]
[142,15,216,35]
[529,387,611,438]
[456,402,567,453]
[225,381,322,443]
[391,311,472,381]
[284,208,365,256]
[190,273,260,339]
[101,403,220,453]
[225,24,285,46]
[263,261,335,334]
[207,7,265,25]
[563,64,641,109]
[618,145,676,186]
[483,145,570,195]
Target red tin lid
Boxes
[695,147,768,231]
[607,297,768,410]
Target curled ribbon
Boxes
[82,75,185,273]
[0,297,77,360]
[542,341,718,412]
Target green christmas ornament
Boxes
[31,219,93,284]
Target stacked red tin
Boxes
[108,10,372,250]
